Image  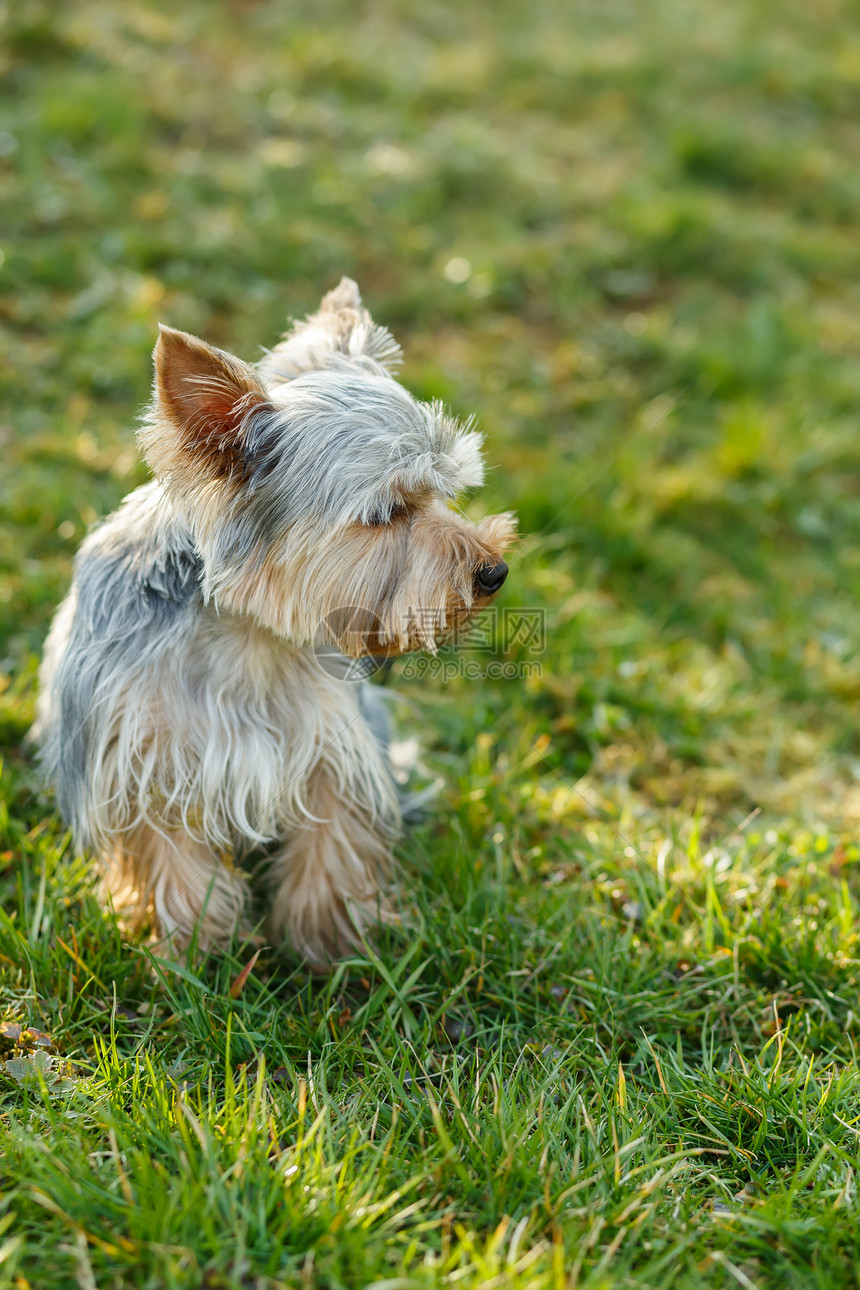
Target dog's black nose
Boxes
[475,561,509,595]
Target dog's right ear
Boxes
[257,277,402,383]
[141,325,274,488]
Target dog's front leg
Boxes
[264,765,395,965]
[106,823,252,955]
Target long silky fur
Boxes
[34,278,515,961]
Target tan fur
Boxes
[264,766,396,964]
[105,822,252,953]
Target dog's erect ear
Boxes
[318,277,364,314]
[142,325,273,484]
[257,276,402,384]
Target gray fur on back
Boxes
[37,484,202,847]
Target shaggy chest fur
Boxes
[35,482,399,857]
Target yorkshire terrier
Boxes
[34,281,515,962]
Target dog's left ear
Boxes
[257,277,402,383]
[141,325,274,488]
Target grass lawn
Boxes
[4,0,860,1284]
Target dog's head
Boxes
[139,279,516,657]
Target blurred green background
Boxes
[3,0,860,829]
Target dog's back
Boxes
[35,482,202,849]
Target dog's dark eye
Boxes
[365,502,407,526]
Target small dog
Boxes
[34,280,515,961]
